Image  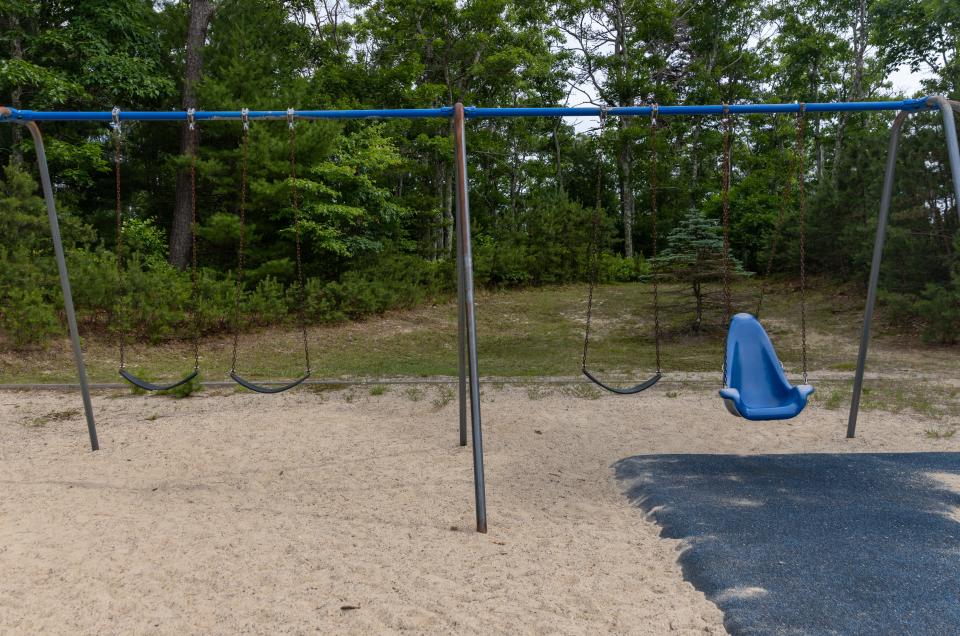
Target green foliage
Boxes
[122,217,167,261]
[310,252,454,322]
[0,287,60,348]
[653,209,749,279]
[600,254,650,282]
[914,283,960,344]
[157,374,203,399]
[244,277,288,326]
[652,209,751,330]
[1,0,959,353]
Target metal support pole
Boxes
[847,111,909,439]
[929,97,960,215]
[455,198,468,447]
[12,116,99,450]
[453,103,487,533]
[848,98,960,439]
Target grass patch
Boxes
[925,428,957,439]
[829,362,858,371]
[404,386,425,402]
[5,280,960,385]
[369,384,388,396]
[815,381,960,419]
[526,385,552,400]
[823,388,846,410]
[561,384,602,400]
[307,384,349,395]
[431,386,455,410]
[27,408,81,427]
[156,375,203,399]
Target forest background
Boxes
[1,0,958,349]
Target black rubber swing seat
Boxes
[581,367,662,395]
[230,371,311,394]
[119,368,198,392]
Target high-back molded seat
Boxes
[719,313,813,421]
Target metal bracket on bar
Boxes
[187,107,196,130]
[111,107,121,133]
[287,107,295,129]
[241,107,249,131]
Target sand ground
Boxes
[1,384,958,635]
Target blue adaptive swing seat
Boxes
[719,313,814,421]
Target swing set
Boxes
[2,96,959,534]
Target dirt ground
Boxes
[1,384,957,634]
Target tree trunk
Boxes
[618,117,635,257]
[169,0,216,269]
[443,158,454,257]
[509,141,519,229]
[7,14,23,165]
[689,122,702,208]
[832,0,868,185]
[553,120,563,193]
[693,280,702,332]
[434,159,444,259]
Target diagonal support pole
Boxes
[2,110,99,450]
[930,97,960,213]
[452,103,487,533]
[848,97,960,438]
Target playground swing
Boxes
[113,108,201,392]
[581,106,663,394]
[228,109,312,394]
[718,106,814,421]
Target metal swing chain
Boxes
[112,107,128,370]
[581,117,606,372]
[230,109,250,374]
[289,109,311,373]
[756,114,799,318]
[797,105,808,384]
[721,105,733,385]
[649,104,662,373]
[188,108,201,372]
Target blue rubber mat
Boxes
[615,453,960,635]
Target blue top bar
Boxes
[466,98,933,118]
[0,107,455,122]
[0,98,936,122]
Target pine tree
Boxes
[651,209,750,332]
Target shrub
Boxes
[247,276,289,325]
[598,253,649,283]
[67,249,118,324]
[915,283,960,344]
[0,288,60,348]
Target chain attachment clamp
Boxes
[598,104,609,125]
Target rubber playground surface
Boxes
[616,453,960,635]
